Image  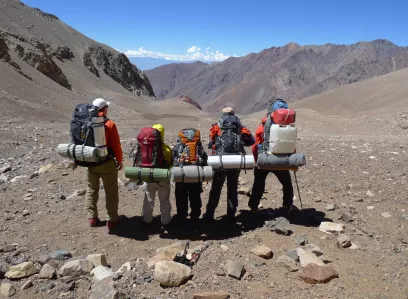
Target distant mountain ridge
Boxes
[147,39,408,114]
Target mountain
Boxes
[153,40,408,114]
[130,57,186,70]
[145,61,208,100]
[0,0,155,122]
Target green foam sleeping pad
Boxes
[125,167,171,183]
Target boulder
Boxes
[297,248,325,267]
[251,245,273,259]
[295,235,308,246]
[87,254,108,267]
[91,266,114,282]
[154,260,191,287]
[299,264,339,284]
[193,292,230,299]
[224,260,244,280]
[0,283,16,297]
[276,255,299,272]
[286,249,299,262]
[89,277,125,299]
[5,262,37,279]
[148,242,186,268]
[304,244,324,256]
[39,264,56,279]
[50,250,71,261]
[265,217,291,235]
[115,262,131,275]
[57,259,94,277]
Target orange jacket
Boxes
[99,112,122,162]
[209,124,253,143]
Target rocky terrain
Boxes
[148,40,408,114]
[1,1,408,299]
[168,95,202,111]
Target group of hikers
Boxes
[77,98,295,234]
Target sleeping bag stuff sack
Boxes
[207,155,255,170]
[172,166,213,183]
[57,143,102,163]
[125,167,171,183]
[257,152,306,171]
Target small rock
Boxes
[0,244,17,253]
[67,190,86,199]
[115,262,131,275]
[276,255,299,272]
[29,172,39,179]
[39,264,56,279]
[91,266,114,281]
[369,156,376,160]
[299,264,339,284]
[59,194,66,200]
[50,250,71,261]
[59,281,75,292]
[337,234,352,248]
[340,213,353,223]
[21,280,33,290]
[350,243,359,250]
[224,260,244,280]
[193,291,230,299]
[37,255,51,265]
[381,212,391,218]
[220,245,229,251]
[0,283,16,297]
[286,249,299,262]
[38,164,55,174]
[238,187,251,197]
[295,235,308,246]
[321,256,333,263]
[87,254,108,267]
[0,164,11,174]
[366,191,374,198]
[367,206,375,210]
[251,245,273,259]
[297,248,325,267]
[326,204,337,211]
[10,176,27,183]
[39,282,55,292]
[154,260,191,287]
[57,259,94,277]
[265,217,291,235]
[10,256,28,266]
[304,244,323,256]
[89,277,124,299]
[22,210,29,217]
[0,174,8,184]
[5,262,37,279]
[314,197,322,202]
[319,222,345,234]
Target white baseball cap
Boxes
[93,98,110,109]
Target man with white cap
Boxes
[85,98,123,233]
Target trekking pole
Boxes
[293,170,303,210]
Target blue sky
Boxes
[23,0,408,61]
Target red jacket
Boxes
[209,124,253,144]
[252,124,264,160]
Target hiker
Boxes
[203,107,255,222]
[172,128,208,229]
[139,124,173,230]
[85,98,123,233]
[248,99,295,216]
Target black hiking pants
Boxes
[175,182,203,220]
[205,170,240,219]
[248,167,294,211]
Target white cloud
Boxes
[121,46,233,62]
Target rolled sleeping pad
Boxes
[57,143,101,162]
[257,152,306,170]
[172,166,213,183]
[125,167,171,183]
[207,155,255,170]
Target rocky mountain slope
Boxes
[0,0,154,123]
[145,61,207,100]
[149,40,408,114]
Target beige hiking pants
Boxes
[142,182,172,225]
[86,159,119,222]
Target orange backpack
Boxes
[175,128,202,165]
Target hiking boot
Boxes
[88,218,101,227]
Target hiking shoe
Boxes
[88,218,101,227]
